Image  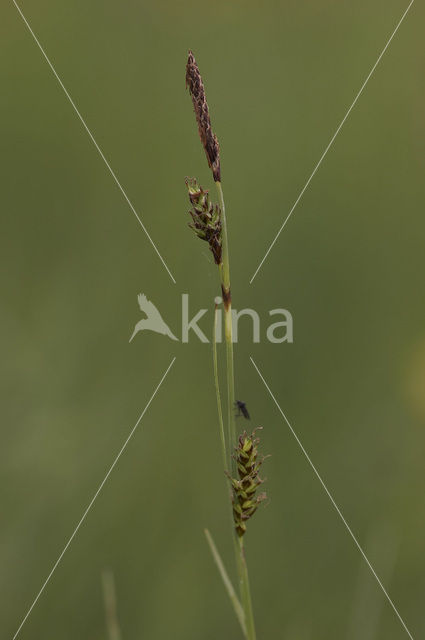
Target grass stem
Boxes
[215,181,257,640]
[204,529,247,637]
[238,539,257,640]
[216,181,236,468]
[213,302,227,468]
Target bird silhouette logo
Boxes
[129,294,179,343]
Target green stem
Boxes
[213,302,227,469]
[238,539,256,640]
[204,529,247,637]
[216,181,236,467]
[215,181,257,640]
[212,303,247,639]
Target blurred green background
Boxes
[1,1,424,638]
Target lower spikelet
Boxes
[228,428,268,537]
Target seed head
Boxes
[228,428,268,537]
[186,177,222,265]
[186,50,221,182]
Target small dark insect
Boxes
[235,400,250,420]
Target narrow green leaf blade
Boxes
[204,529,247,638]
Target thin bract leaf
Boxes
[204,529,247,638]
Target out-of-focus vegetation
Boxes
[1,1,424,638]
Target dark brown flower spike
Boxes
[186,50,221,182]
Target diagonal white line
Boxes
[250,356,415,640]
[12,356,176,640]
[12,0,176,285]
[250,0,415,284]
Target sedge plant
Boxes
[185,50,268,640]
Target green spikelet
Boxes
[229,428,268,537]
[186,177,222,265]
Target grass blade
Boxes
[204,529,247,638]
